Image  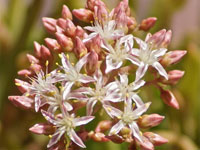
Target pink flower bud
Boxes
[30,63,42,73]
[15,79,30,93]
[57,18,67,30]
[161,30,172,47]
[144,132,168,146]
[138,114,165,128]
[88,132,109,142]
[8,96,33,109]
[86,51,98,74]
[40,45,52,61]
[18,69,32,77]
[44,38,62,53]
[72,9,93,23]
[88,34,102,54]
[62,5,72,20]
[74,37,88,58]
[160,70,185,85]
[148,29,166,47]
[94,5,108,22]
[86,0,106,11]
[160,50,187,66]
[65,19,76,37]
[127,16,137,31]
[160,88,179,109]
[26,54,39,64]
[115,9,128,29]
[42,17,57,34]
[139,17,157,31]
[106,135,124,144]
[29,123,55,135]
[114,0,129,14]
[95,120,112,133]
[75,26,87,39]
[55,33,74,52]
[137,136,154,150]
[34,41,42,58]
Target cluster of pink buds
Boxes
[9,0,187,149]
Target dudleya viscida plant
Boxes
[9,0,187,149]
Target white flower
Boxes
[116,74,145,107]
[104,101,151,142]
[55,53,95,99]
[41,107,94,148]
[74,70,121,115]
[132,36,168,81]
[103,35,140,73]
[83,19,124,44]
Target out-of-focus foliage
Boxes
[0,0,200,149]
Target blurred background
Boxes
[0,0,200,149]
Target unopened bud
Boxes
[34,41,42,58]
[40,45,52,61]
[65,19,76,37]
[148,29,166,48]
[26,54,39,64]
[86,51,98,74]
[114,0,129,14]
[29,123,55,135]
[74,37,88,58]
[45,38,61,53]
[75,26,87,39]
[30,63,42,73]
[42,17,57,34]
[139,136,154,150]
[138,114,165,128]
[73,9,93,23]
[8,96,33,109]
[86,0,106,11]
[94,5,108,23]
[89,34,102,54]
[161,30,172,47]
[139,17,157,31]
[127,17,137,31]
[15,79,30,93]
[95,120,112,133]
[18,69,32,77]
[62,5,72,20]
[160,88,179,109]
[160,50,187,66]
[144,132,168,146]
[57,18,67,30]
[88,131,109,142]
[106,134,124,144]
[160,70,185,85]
[55,33,74,52]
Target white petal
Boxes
[84,26,96,32]
[131,48,140,57]
[135,63,149,82]
[129,122,143,142]
[109,120,124,135]
[47,129,65,148]
[152,62,168,80]
[87,99,97,115]
[132,80,146,91]
[63,101,73,111]
[61,53,72,70]
[126,54,140,66]
[152,48,167,58]
[75,53,90,72]
[73,116,95,126]
[79,75,95,83]
[131,94,144,107]
[63,82,74,100]
[105,56,123,73]
[35,94,41,112]
[68,129,86,148]
[104,93,122,103]
[119,74,128,85]
[83,32,98,43]
[132,102,151,118]
[134,37,148,50]
[41,110,57,125]
[103,104,122,118]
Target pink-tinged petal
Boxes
[60,53,72,70]
[84,26,96,32]
[145,33,152,42]
[41,110,57,125]
[48,105,59,114]
[104,94,122,103]
[74,87,93,95]
[109,120,124,135]
[134,37,148,50]
[105,56,123,73]
[132,80,146,91]
[47,129,65,148]
[126,54,140,66]
[103,104,122,118]
[119,74,128,85]
[68,92,87,100]
[79,75,95,83]
[35,94,41,112]
[83,32,98,43]
[87,99,97,115]
[152,48,167,58]
[8,96,33,109]
[119,35,134,50]
[75,53,90,72]
[29,123,55,135]
[152,62,168,80]
[132,102,151,118]
[131,48,140,57]
[73,116,94,126]
[105,81,118,92]
[68,129,86,148]
[144,132,168,146]
[135,63,149,82]
[131,94,144,107]
[129,122,143,142]
[63,82,74,100]
[63,101,73,111]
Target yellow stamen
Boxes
[15,83,21,86]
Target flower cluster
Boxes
[9,0,187,149]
